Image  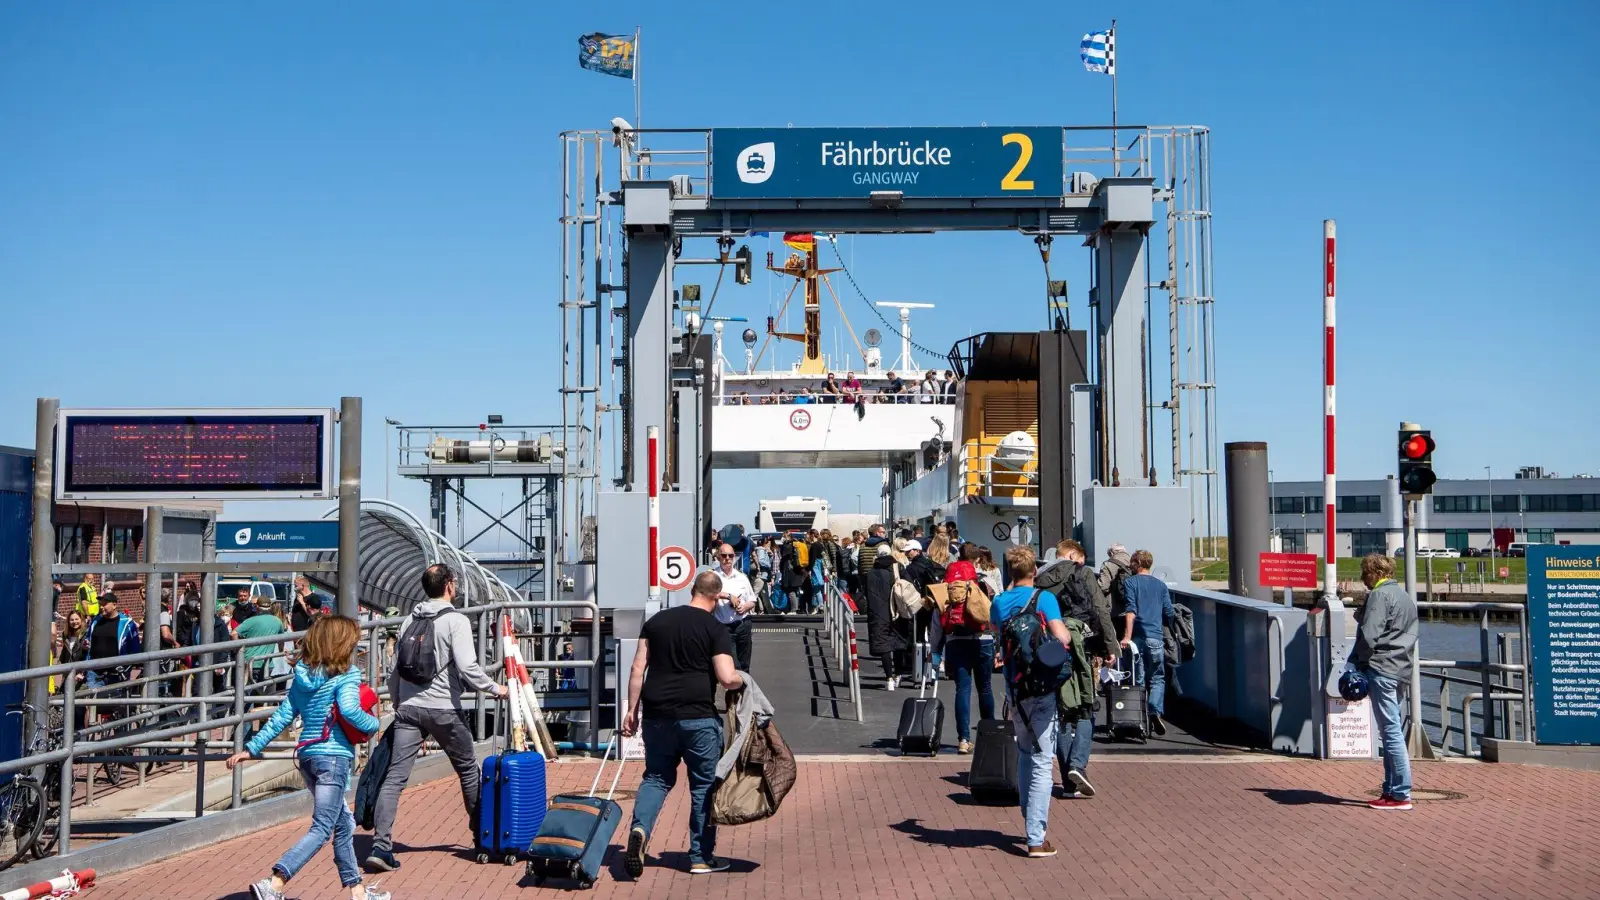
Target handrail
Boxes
[1409,600,1532,757]
[0,599,603,859]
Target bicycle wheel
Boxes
[0,778,46,871]
[30,804,59,860]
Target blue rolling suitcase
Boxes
[525,740,625,889]
[475,749,548,865]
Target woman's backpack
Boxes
[938,580,975,632]
[890,565,924,619]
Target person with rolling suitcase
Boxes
[1117,550,1176,737]
[620,571,746,878]
[967,703,1018,805]
[365,565,508,874]
[896,644,944,755]
[992,546,1072,859]
[1038,539,1119,797]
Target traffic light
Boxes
[1398,426,1437,495]
[734,245,753,285]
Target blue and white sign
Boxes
[218,521,340,552]
[1528,545,1600,745]
[710,127,1065,200]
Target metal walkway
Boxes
[747,617,1233,757]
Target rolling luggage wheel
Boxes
[525,860,542,883]
[503,852,519,865]
[476,852,491,864]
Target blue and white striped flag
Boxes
[1080,29,1115,75]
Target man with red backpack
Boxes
[939,543,995,754]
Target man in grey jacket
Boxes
[1352,552,1419,811]
[366,564,507,872]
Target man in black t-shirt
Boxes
[290,576,325,632]
[621,571,745,878]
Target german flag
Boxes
[782,232,816,251]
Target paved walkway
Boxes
[88,755,1600,900]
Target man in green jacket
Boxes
[235,605,287,682]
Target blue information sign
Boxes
[218,521,340,552]
[1528,546,1600,745]
[710,127,1064,200]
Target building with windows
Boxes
[1267,472,1599,557]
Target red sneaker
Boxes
[1368,795,1413,810]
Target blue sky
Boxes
[2,2,1596,546]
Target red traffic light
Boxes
[1401,433,1434,460]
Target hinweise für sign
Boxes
[1528,546,1600,745]
[710,127,1065,200]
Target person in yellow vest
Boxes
[75,578,100,620]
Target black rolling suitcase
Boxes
[968,717,1018,805]
[1104,645,1149,742]
[896,656,944,756]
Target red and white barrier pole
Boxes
[647,424,660,602]
[1323,219,1337,603]
[1,868,95,900]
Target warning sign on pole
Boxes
[657,545,695,592]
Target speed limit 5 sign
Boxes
[657,545,695,591]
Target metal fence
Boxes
[0,600,600,858]
[1413,601,1532,757]
[818,583,863,723]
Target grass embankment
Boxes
[1191,556,1528,585]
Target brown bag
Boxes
[712,708,797,826]
[927,582,950,611]
[965,581,993,624]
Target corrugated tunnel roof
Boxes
[302,499,525,619]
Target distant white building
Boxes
[1267,471,1598,556]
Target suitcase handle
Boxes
[586,731,626,801]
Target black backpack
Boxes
[395,609,456,686]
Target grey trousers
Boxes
[370,703,480,854]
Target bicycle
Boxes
[0,701,60,870]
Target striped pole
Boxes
[647,425,660,601]
[1323,220,1337,602]
[1,869,95,900]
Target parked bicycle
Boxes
[0,701,63,870]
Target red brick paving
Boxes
[85,757,1600,900]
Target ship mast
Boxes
[766,242,841,375]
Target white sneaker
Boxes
[363,881,391,900]
[886,677,897,691]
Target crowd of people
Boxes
[725,368,960,406]
[703,520,1428,860]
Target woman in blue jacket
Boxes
[228,615,387,900]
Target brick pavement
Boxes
[85,756,1600,900]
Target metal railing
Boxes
[0,600,600,858]
[957,438,1038,501]
[1413,601,1532,757]
[818,583,863,722]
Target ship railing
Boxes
[562,125,1209,197]
[956,438,1040,500]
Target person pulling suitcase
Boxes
[620,571,747,877]
[365,565,508,874]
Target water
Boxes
[1416,618,1526,754]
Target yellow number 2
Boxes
[1001,132,1035,191]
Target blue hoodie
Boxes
[246,662,380,760]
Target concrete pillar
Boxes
[1225,441,1272,601]
[1092,228,1148,485]
[337,396,362,618]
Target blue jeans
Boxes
[1137,636,1167,717]
[1055,712,1094,778]
[631,717,723,865]
[946,638,995,741]
[1013,694,1059,847]
[1365,670,1412,801]
[275,755,361,888]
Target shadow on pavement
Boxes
[890,817,1021,855]
[1249,788,1366,807]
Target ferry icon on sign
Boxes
[738,142,775,184]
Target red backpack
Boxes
[939,580,975,633]
[298,679,380,750]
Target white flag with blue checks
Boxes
[1081,29,1115,75]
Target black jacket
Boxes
[904,554,945,595]
[863,552,910,657]
[1037,559,1119,658]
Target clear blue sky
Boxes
[2,2,1596,543]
